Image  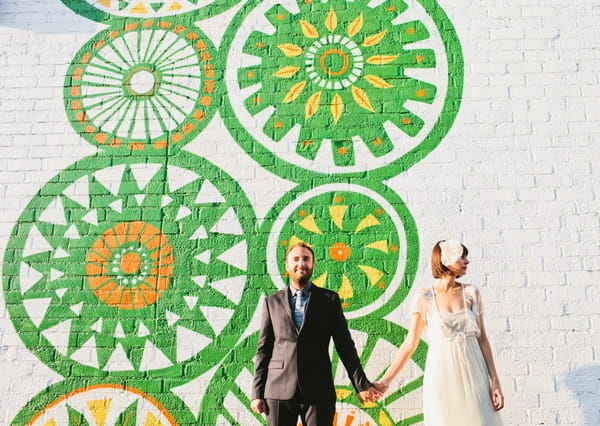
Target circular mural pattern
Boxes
[64,20,218,154]
[221,0,463,179]
[197,319,427,425]
[2,153,264,378]
[59,0,243,22]
[11,380,196,425]
[263,182,418,318]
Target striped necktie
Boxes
[293,288,307,329]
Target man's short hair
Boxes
[284,241,315,262]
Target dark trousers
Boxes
[265,389,335,426]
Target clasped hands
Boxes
[357,381,388,404]
[251,381,389,414]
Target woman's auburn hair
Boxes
[431,240,469,278]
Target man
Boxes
[250,242,383,425]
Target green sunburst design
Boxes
[221,0,463,179]
[2,152,265,378]
[64,20,219,154]
[10,379,196,425]
[197,318,427,425]
[263,181,419,317]
[59,0,244,23]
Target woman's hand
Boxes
[372,380,389,395]
[490,380,504,411]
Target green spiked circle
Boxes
[220,0,463,180]
[261,180,419,318]
[10,378,197,425]
[64,20,219,155]
[59,0,244,23]
[2,152,265,379]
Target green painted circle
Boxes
[262,181,419,317]
[220,0,463,180]
[10,379,196,425]
[58,0,243,23]
[64,20,219,155]
[198,318,427,425]
[2,152,265,378]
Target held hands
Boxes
[357,384,386,404]
[250,399,269,415]
[372,380,389,394]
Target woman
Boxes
[375,240,504,425]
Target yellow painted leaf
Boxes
[313,271,327,287]
[273,66,300,78]
[348,13,363,37]
[362,30,387,47]
[364,74,394,88]
[367,55,398,65]
[300,20,319,38]
[325,7,337,32]
[305,91,322,118]
[336,388,353,400]
[283,81,307,103]
[338,275,353,299]
[378,409,394,426]
[331,94,343,123]
[351,86,375,112]
[277,43,303,57]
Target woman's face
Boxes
[447,255,469,277]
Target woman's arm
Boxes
[376,312,426,390]
[475,290,505,411]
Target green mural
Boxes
[220,0,463,179]
[262,181,419,317]
[2,0,463,423]
[64,20,220,154]
[3,153,265,379]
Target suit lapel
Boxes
[277,288,297,333]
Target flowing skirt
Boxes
[423,336,503,426]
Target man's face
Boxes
[285,246,314,286]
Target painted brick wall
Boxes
[1,0,599,424]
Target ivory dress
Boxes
[411,284,503,426]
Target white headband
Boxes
[439,240,464,266]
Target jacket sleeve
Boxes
[329,292,372,393]
[251,298,274,400]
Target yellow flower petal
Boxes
[325,7,337,32]
[362,30,387,47]
[348,13,363,37]
[300,20,319,38]
[364,74,394,88]
[273,66,301,78]
[331,94,343,123]
[305,91,322,118]
[351,86,375,112]
[277,43,303,57]
[282,81,307,103]
[366,55,398,65]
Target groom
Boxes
[250,242,382,425]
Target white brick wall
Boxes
[1,0,599,424]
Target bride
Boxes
[375,240,504,425]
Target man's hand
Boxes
[358,385,384,404]
[250,398,269,415]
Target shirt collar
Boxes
[290,283,311,297]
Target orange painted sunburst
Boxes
[86,221,174,309]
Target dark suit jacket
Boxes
[251,284,371,402]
